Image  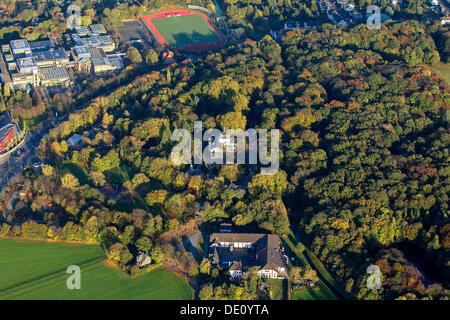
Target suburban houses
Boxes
[209,233,288,279]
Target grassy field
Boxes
[270,279,287,300]
[291,281,338,300]
[0,239,193,300]
[281,233,342,300]
[151,14,222,48]
[430,62,450,86]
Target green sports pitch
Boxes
[151,14,222,48]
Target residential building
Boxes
[136,252,152,268]
[209,233,287,279]
[441,17,450,25]
[66,134,83,146]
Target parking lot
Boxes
[117,20,154,50]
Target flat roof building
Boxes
[107,54,124,69]
[0,54,11,84]
[32,49,69,68]
[39,66,70,86]
[29,40,55,52]
[17,57,38,74]
[75,25,91,36]
[73,46,91,59]
[12,71,40,88]
[4,54,14,62]
[89,24,107,35]
[1,44,10,53]
[72,34,115,52]
[10,39,31,56]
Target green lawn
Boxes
[281,232,342,300]
[431,62,450,86]
[0,239,193,300]
[62,163,90,185]
[270,279,287,300]
[291,281,338,300]
[151,14,222,48]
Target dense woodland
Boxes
[0,0,449,300]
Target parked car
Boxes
[32,162,44,168]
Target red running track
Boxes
[141,9,225,52]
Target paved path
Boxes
[175,232,203,258]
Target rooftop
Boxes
[10,39,30,51]
[75,25,91,35]
[209,233,286,271]
[17,57,37,69]
[40,66,70,80]
[89,24,107,34]
[29,40,55,52]
[32,49,67,63]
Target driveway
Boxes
[175,232,203,258]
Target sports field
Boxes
[151,14,222,48]
[0,239,193,300]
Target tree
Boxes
[121,225,135,245]
[136,236,153,252]
[89,171,106,186]
[217,111,246,130]
[145,190,168,206]
[219,164,244,183]
[199,284,214,300]
[3,83,10,98]
[42,165,54,177]
[199,258,211,275]
[127,46,142,64]
[150,245,163,263]
[61,173,80,190]
[146,49,159,65]
[83,216,99,242]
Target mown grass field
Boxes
[270,279,287,300]
[281,233,343,300]
[290,280,339,300]
[151,14,222,48]
[0,239,193,300]
[431,62,450,86]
